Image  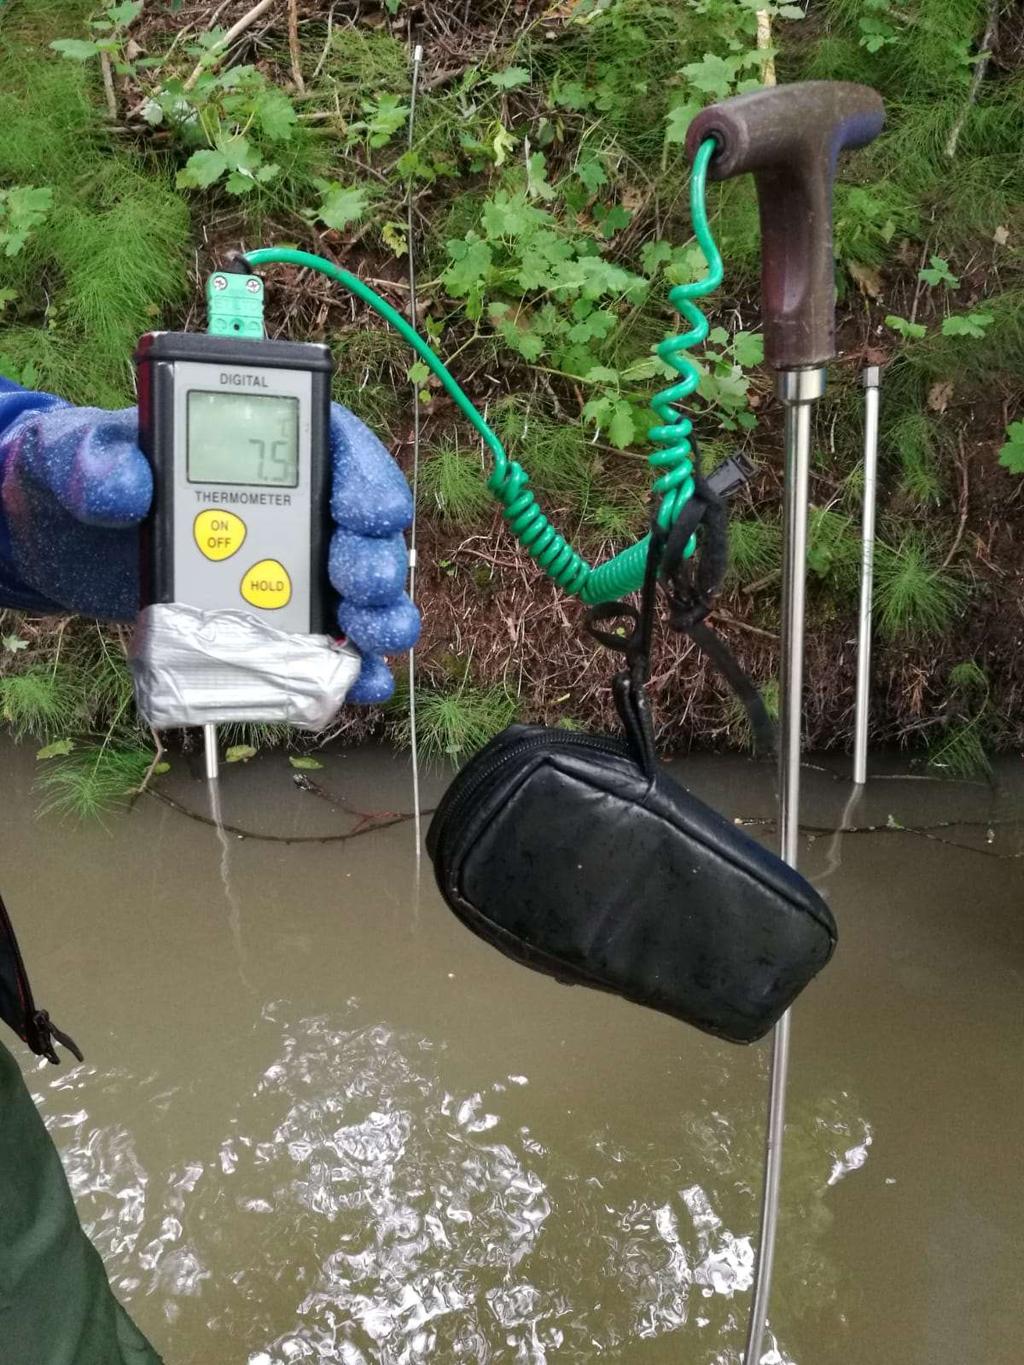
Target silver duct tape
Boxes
[129,604,362,730]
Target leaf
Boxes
[927,380,954,413]
[216,134,259,174]
[551,79,591,111]
[225,744,257,763]
[997,422,1024,475]
[227,171,260,195]
[665,101,700,146]
[639,241,671,278]
[49,38,103,59]
[582,365,620,385]
[594,203,631,238]
[315,182,369,233]
[107,0,143,25]
[918,255,959,289]
[489,66,530,90]
[37,739,74,760]
[176,148,228,189]
[941,312,993,339]
[526,152,556,203]
[2,632,28,651]
[576,156,607,193]
[608,401,637,451]
[993,225,1010,247]
[848,260,883,299]
[255,88,298,142]
[681,53,738,97]
[732,331,765,367]
[407,361,430,386]
[443,234,493,298]
[153,761,171,775]
[289,755,324,770]
[884,314,927,341]
[491,122,516,166]
[381,220,408,257]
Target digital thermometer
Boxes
[134,330,333,634]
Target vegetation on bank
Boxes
[0,0,1021,809]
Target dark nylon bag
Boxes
[427,493,836,1044]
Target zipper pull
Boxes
[31,1009,84,1066]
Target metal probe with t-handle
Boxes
[685,81,885,1361]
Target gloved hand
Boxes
[0,384,419,703]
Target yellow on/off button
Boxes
[194,509,246,561]
[240,558,292,610]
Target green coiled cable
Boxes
[245,136,723,606]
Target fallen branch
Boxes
[287,0,305,93]
[183,0,279,91]
[99,51,118,120]
[756,10,776,87]
[944,0,999,159]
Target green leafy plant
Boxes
[997,422,1024,475]
[918,255,959,289]
[884,314,927,341]
[0,186,53,257]
[50,1,146,69]
[940,311,993,339]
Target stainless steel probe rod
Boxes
[686,82,885,1363]
[853,366,881,786]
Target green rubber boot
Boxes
[0,1042,163,1365]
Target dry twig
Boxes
[183,0,279,91]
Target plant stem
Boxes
[944,0,999,159]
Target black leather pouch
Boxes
[427,515,836,1044]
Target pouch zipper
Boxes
[0,892,83,1065]
[431,729,630,859]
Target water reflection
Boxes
[28,1005,872,1364]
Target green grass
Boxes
[418,441,492,523]
[0,13,191,405]
[727,516,782,585]
[874,535,967,640]
[0,664,81,740]
[724,677,779,752]
[886,409,947,505]
[394,679,516,761]
[37,743,153,820]
[495,400,596,504]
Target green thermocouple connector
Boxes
[206,270,265,339]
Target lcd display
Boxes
[187,390,300,487]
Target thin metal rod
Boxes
[853,366,881,786]
[203,723,219,782]
[406,41,424,856]
[744,366,825,1365]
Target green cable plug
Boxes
[206,269,265,338]
[244,136,723,605]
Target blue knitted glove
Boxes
[0,380,419,703]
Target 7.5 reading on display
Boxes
[186,390,300,488]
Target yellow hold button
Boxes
[240,558,292,610]
[194,509,246,561]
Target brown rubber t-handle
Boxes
[686,82,885,370]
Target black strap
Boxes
[586,453,776,759]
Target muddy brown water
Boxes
[3,739,1023,1364]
